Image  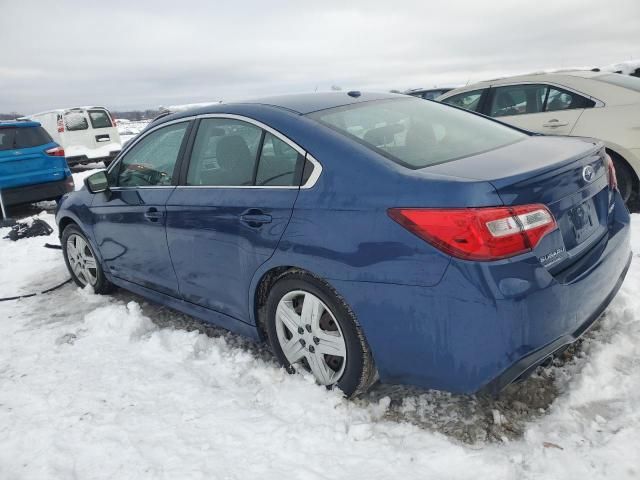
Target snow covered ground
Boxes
[1,172,639,479]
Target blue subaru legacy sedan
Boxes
[1,121,74,206]
[55,92,631,396]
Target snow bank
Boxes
[0,199,638,478]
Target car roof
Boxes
[455,70,605,89]
[26,106,110,116]
[0,120,41,128]
[163,91,402,120]
[235,91,402,114]
[405,87,457,94]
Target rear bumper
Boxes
[0,176,75,206]
[330,192,632,394]
[66,150,120,166]
[481,248,631,395]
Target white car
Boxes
[437,71,640,205]
[23,106,122,166]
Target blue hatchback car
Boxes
[55,92,631,396]
[0,121,74,208]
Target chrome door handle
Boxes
[543,119,568,128]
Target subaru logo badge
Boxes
[582,165,595,183]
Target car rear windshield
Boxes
[88,109,113,128]
[594,73,640,93]
[65,111,89,131]
[0,126,53,151]
[307,98,526,169]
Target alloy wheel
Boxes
[66,234,98,286]
[275,290,347,385]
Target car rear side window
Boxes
[256,133,304,186]
[186,118,262,187]
[441,90,484,112]
[88,110,113,129]
[308,98,526,169]
[64,111,89,131]
[0,126,53,150]
[116,122,188,187]
[545,86,595,111]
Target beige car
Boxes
[437,71,640,206]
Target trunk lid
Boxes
[426,135,611,273]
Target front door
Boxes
[91,121,191,295]
[166,117,305,322]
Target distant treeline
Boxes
[0,112,22,120]
[110,110,163,121]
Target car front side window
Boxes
[441,90,484,112]
[116,122,188,187]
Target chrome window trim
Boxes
[106,113,323,190]
[488,81,605,108]
[195,113,306,156]
[301,154,322,189]
[109,186,176,191]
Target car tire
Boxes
[61,224,114,293]
[265,271,376,397]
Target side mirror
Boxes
[85,171,110,194]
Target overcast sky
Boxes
[1,0,639,113]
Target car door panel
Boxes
[91,188,179,295]
[166,188,298,321]
[496,109,585,135]
[165,117,304,323]
[90,120,191,296]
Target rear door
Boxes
[87,108,121,149]
[166,116,305,322]
[60,109,92,153]
[91,121,191,295]
[485,83,591,135]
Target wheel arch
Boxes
[57,216,78,236]
[252,265,308,341]
[606,146,640,199]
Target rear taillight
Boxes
[57,115,64,133]
[388,204,557,261]
[45,146,65,157]
[604,153,618,191]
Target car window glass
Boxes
[186,118,262,186]
[489,84,546,117]
[88,110,112,129]
[256,133,303,186]
[116,122,188,187]
[544,87,593,111]
[64,112,89,131]
[422,91,441,100]
[441,90,483,111]
[309,97,525,169]
[0,127,52,150]
[0,129,16,150]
